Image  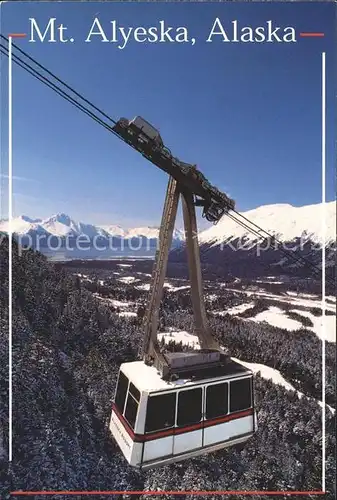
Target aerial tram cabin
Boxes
[110,117,257,469]
[110,357,256,470]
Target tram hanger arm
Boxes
[142,176,220,377]
[181,190,219,351]
[142,176,181,372]
[111,120,234,223]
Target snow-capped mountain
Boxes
[199,201,336,247]
[1,202,334,244]
[100,225,185,240]
[0,213,106,238]
[0,213,185,241]
[100,224,125,237]
[169,201,336,284]
[1,203,335,273]
[0,215,47,235]
[120,226,185,240]
[41,213,110,238]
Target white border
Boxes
[6,42,328,489]
[321,51,326,493]
[8,35,13,463]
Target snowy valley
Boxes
[0,201,335,497]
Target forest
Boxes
[0,237,335,500]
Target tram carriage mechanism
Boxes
[110,116,257,470]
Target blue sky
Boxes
[0,1,335,229]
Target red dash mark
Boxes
[300,32,325,37]
[8,33,27,38]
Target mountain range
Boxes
[0,213,185,241]
[0,202,335,275]
[199,201,336,246]
[170,201,336,286]
[1,201,335,244]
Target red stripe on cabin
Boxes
[203,408,253,428]
[111,403,136,440]
[111,403,253,443]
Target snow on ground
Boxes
[241,304,336,342]
[93,294,135,308]
[74,273,93,282]
[250,306,303,331]
[206,294,218,302]
[227,302,255,314]
[157,330,335,414]
[226,289,336,341]
[224,288,335,313]
[165,284,190,292]
[135,282,189,292]
[255,280,284,284]
[110,299,134,308]
[212,302,335,342]
[136,283,150,291]
[290,309,336,343]
[232,357,335,415]
[118,276,139,284]
[158,330,200,349]
[214,302,256,316]
[287,291,319,299]
[118,311,137,317]
[221,284,266,293]
[136,272,152,277]
[117,263,132,268]
[232,357,296,391]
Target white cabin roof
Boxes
[120,360,251,394]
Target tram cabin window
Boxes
[124,381,140,430]
[145,392,176,433]
[206,382,228,419]
[128,382,140,402]
[230,378,252,413]
[114,371,128,414]
[177,388,202,427]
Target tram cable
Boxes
[0,40,121,138]
[0,35,118,126]
[1,33,333,471]
[0,36,333,288]
[226,211,334,286]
